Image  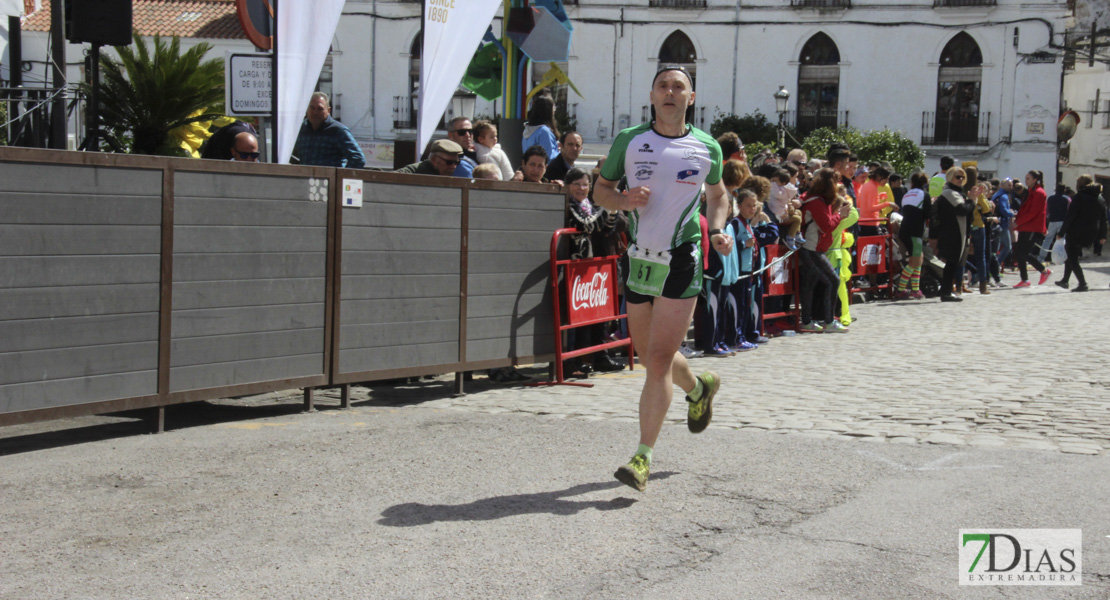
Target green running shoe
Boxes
[614,454,650,492]
[686,371,720,433]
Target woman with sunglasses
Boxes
[930,167,975,302]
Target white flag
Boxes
[418,0,503,157]
[276,0,346,164]
[0,0,23,17]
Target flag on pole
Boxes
[418,0,503,158]
[276,0,345,164]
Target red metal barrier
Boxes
[761,243,801,332]
[534,228,634,387]
[850,217,894,299]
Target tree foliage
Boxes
[801,126,925,176]
[709,109,784,147]
[83,33,225,155]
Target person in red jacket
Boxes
[797,168,851,333]
[1011,170,1052,287]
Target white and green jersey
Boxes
[600,123,723,251]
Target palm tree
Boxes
[84,33,225,155]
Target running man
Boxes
[593,66,734,492]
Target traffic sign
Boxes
[226,52,273,116]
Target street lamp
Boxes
[450,90,477,122]
[773,85,790,149]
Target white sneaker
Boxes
[823,321,850,333]
[678,343,704,359]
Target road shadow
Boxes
[377,473,677,526]
[0,401,306,457]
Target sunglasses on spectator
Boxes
[451,128,473,136]
[235,150,261,160]
[954,175,966,181]
[435,154,461,166]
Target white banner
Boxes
[418,0,502,157]
[0,0,23,17]
[276,0,346,164]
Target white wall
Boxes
[3,0,1070,183]
[1061,60,1110,185]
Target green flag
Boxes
[462,42,503,101]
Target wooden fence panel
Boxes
[169,171,330,393]
[0,162,162,415]
[335,181,462,378]
[465,188,562,364]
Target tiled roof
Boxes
[23,0,247,40]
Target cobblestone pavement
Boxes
[319,253,1110,455]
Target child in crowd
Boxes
[472,163,501,180]
[697,162,748,356]
[472,120,514,181]
[728,190,763,351]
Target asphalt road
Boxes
[1,255,1109,599]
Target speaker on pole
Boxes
[65,0,133,46]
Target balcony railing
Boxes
[921,111,990,146]
[393,96,415,130]
[791,0,851,8]
[649,0,706,8]
[933,0,996,7]
[783,108,849,136]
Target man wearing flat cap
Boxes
[396,139,465,176]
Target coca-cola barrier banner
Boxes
[854,236,887,276]
[566,259,618,326]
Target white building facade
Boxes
[330,0,1068,181]
[5,0,1071,180]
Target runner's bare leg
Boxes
[627,296,698,448]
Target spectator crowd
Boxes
[390,92,1109,377]
[201,92,1109,381]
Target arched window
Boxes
[934,32,984,145]
[658,31,697,87]
[796,33,840,135]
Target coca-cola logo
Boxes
[572,271,610,311]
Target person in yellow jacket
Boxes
[826,185,859,326]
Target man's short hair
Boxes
[560,130,580,144]
[523,144,548,164]
[310,91,330,106]
[827,148,851,167]
[716,132,742,158]
[447,116,471,131]
[939,155,955,170]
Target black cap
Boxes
[653,65,694,87]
